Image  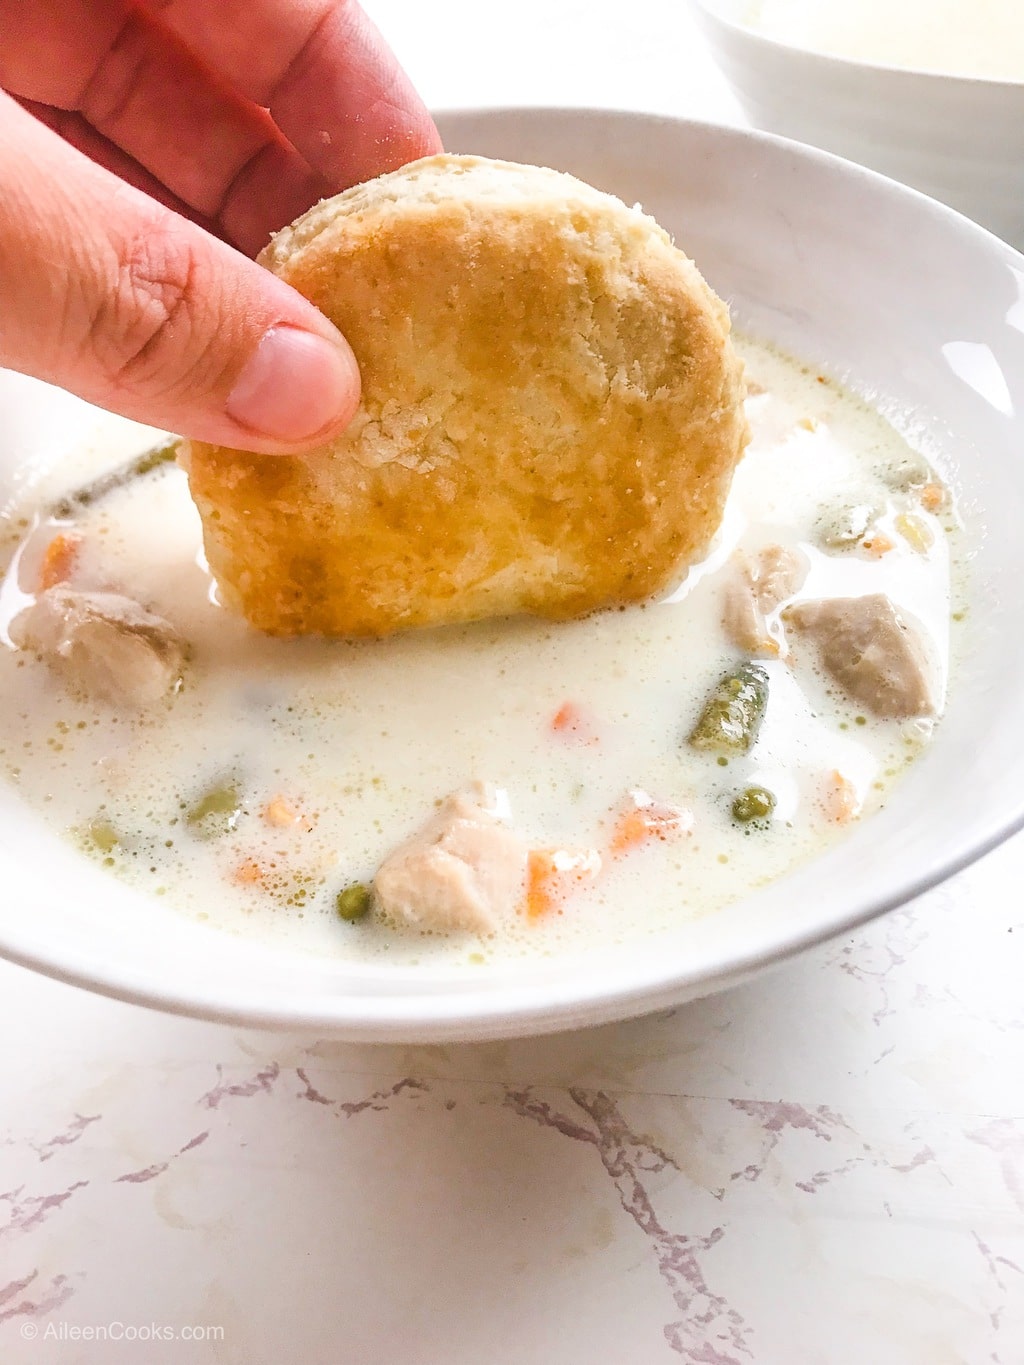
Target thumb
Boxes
[0,93,360,453]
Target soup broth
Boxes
[0,339,962,964]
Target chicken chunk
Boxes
[722,544,807,655]
[785,594,935,719]
[10,588,185,707]
[374,783,528,935]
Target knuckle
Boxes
[87,223,215,398]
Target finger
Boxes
[17,97,225,238]
[0,93,360,452]
[21,96,324,257]
[146,0,443,186]
[0,2,330,255]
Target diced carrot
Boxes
[232,858,266,887]
[38,532,80,590]
[525,847,601,921]
[550,701,599,744]
[610,794,693,855]
[263,796,301,828]
[525,851,559,920]
[919,482,946,512]
[261,796,315,832]
[822,771,860,824]
[860,532,895,558]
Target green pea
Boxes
[336,882,372,922]
[731,786,776,825]
[86,818,120,853]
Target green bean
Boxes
[187,782,242,840]
[731,786,776,825]
[336,882,372,921]
[689,663,769,755]
[53,440,179,516]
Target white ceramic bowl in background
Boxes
[1,108,1024,1040]
[691,0,1024,249]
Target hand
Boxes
[0,1,441,451]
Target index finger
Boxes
[147,0,442,187]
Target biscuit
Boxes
[183,154,748,637]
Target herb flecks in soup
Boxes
[0,340,961,962]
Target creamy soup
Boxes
[742,0,1024,80]
[0,340,962,964]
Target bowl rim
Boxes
[688,0,1024,90]
[2,805,1022,1040]
[3,104,1024,1040]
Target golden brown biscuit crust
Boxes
[183,154,748,637]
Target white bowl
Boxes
[691,0,1024,249]
[2,108,1024,1040]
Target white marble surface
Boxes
[2,2,1023,1361]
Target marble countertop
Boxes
[2,3,1022,1361]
